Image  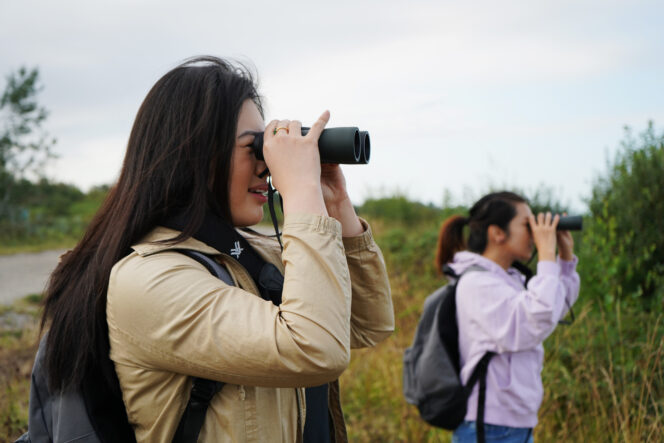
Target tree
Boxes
[0,66,57,219]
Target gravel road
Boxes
[0,249,67,305]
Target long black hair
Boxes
[435,191,527,272]
[41,56,263,392]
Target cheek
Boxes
[228,182,240,204]
[228,172,248,208]
[229,162,249,199]
[513,230,530,247]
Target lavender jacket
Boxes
[449,251,580,428]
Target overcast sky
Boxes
[2,0,663,212]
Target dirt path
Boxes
[0,249,66,305]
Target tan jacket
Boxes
[107,213,394,442]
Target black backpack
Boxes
[16,250,230,443]
[403,265,495,442]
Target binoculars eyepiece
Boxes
[250,127,370,165]
[557,215,583,231]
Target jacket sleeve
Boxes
[107,214,351,388]
[342,219,394,349]
[457,258,580,353]
[556,255,580,319]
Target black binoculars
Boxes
[557,215,583,231]
[250,127,370,164]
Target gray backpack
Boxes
[403,266,494,442]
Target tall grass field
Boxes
[1,213,662,442]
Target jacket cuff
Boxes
[283,213,342,237]
[558,255,578,275]
[341,218,374,254]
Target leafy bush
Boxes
[581,122,664,307]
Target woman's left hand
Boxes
[557,230,574,261]
[320,164,364,236]
[556,213,575,261]
[320,164,349,206]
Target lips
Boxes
[248,184,269,204]
[248,184,268,197]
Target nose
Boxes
[255,158,268,178]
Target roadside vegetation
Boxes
[0,182,108,255]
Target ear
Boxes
[487,224,507,245]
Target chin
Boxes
[231,211,263,227]
[248,210,264,226]
[518,252,533,262]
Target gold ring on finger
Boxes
[274,127,289,135]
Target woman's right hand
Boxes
[528,212,559,262]
[262,111,330,216]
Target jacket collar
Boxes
[450,250,524,281]
[131,226,222,257]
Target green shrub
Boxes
[582,122,664,307]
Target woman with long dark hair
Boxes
[38,56,394,442]
[435,192,579,443]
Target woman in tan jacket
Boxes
[39,56,393,442]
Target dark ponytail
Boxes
[435,215,469,275]
[435,191,527,273]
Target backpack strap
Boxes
[461,351,495,443]
[177,249,234,284]
[171,376,225,443]
[171,249,233,443]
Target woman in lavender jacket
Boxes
[435,192,579,443]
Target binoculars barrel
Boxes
[557,215,583,231]
[250,127,370,165]
[359,131,370,164]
